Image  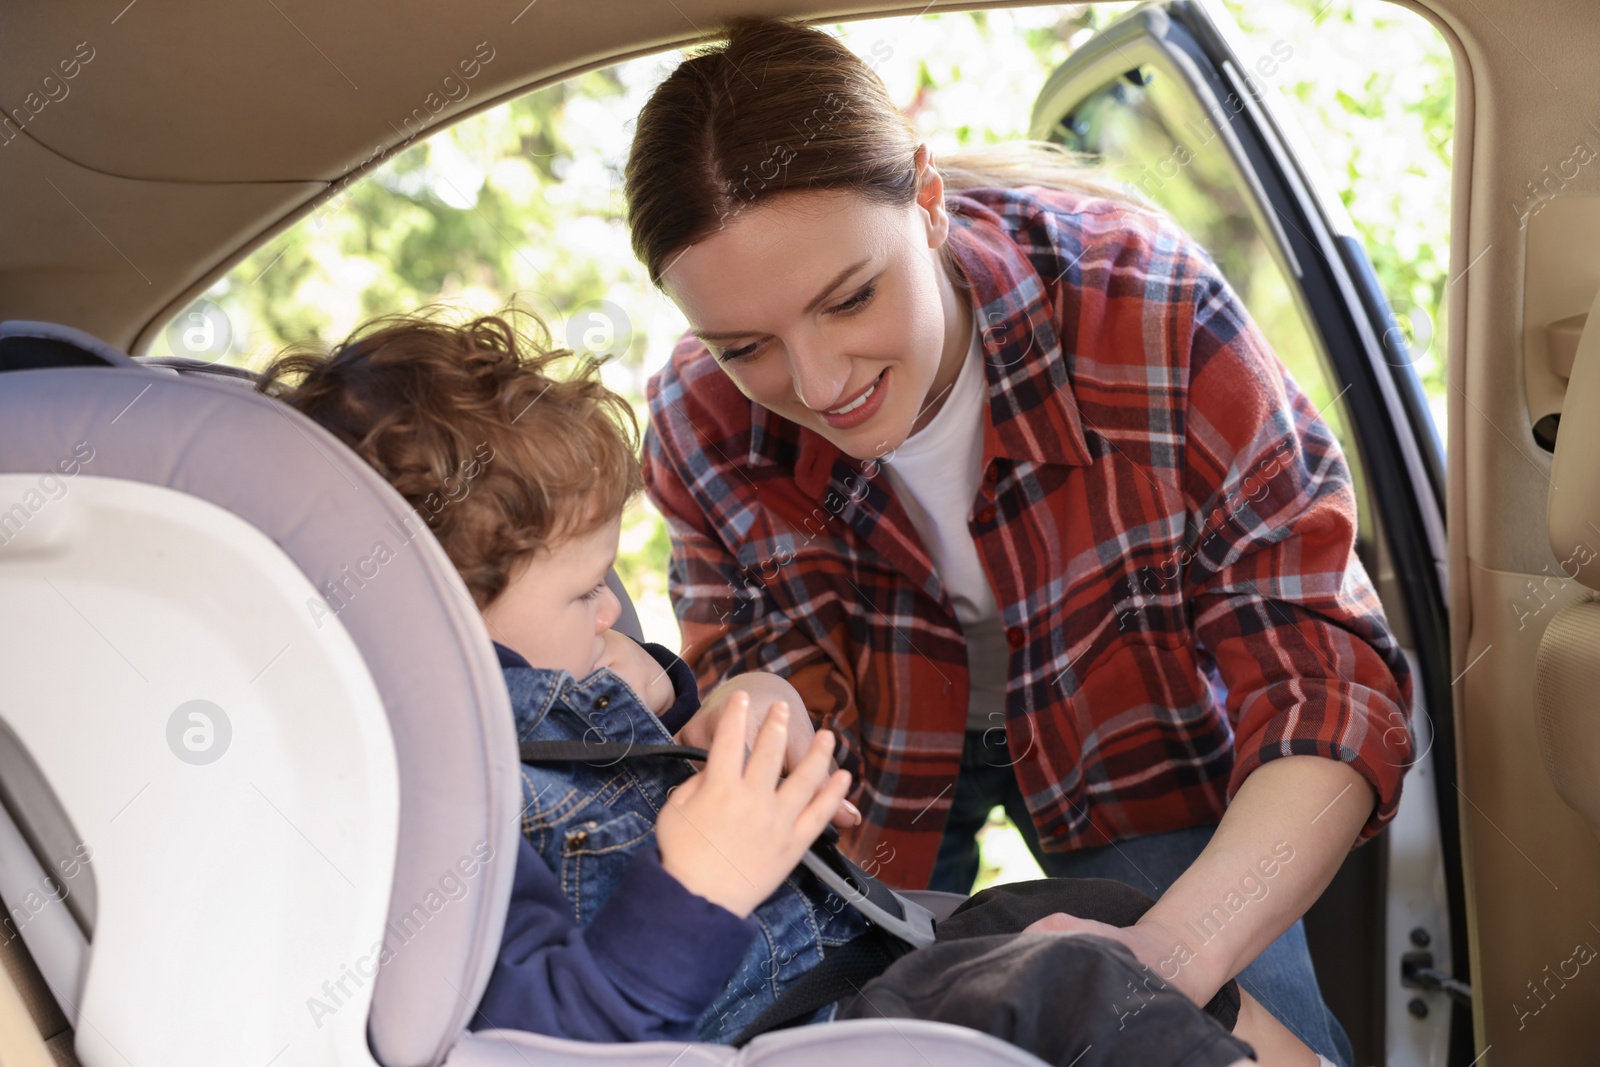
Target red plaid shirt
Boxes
[643,187,1413,891]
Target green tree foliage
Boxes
[1230,0,1454,415]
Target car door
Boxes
[1028,3,1461,1065]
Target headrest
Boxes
[1548,287,1600,590]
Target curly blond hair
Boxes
[258,308,643,609]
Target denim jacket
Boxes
[473,640,868,1045]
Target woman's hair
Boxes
[625,16,1133,284]
[256,308,643,609]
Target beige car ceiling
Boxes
[4,0,1600,1063]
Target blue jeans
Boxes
[927,731,1354,1067]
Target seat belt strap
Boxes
[517,738,709,763]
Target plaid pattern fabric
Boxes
[643,187,1413,891]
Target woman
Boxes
[626,19,1411,1067]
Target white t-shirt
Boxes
[882,327,1010,733]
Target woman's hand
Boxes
[1022,912,1200,1001]
[679,671,812,767]
[676,671,861,827]
[656,693,853,917]
[1023,915,1315,1065]
[593,630,676,715]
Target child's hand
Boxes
[593,630,676,715]
[656,693,851,918]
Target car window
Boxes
[1233,0,1452,441]
[1046,60,1375,548]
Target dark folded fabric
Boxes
[936,877,1242,1030]
[837,931,1254,1067]
[832,877,1254,1067]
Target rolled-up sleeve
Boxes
[1177,258,1414,842]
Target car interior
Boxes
[0,1,1597,1065]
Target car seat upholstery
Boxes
[1535,288,1600,843]
[0,323,1034,1067]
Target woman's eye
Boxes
[711,283,874,363]
[829,282,876,315]
[717,341,761,363]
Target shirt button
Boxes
[984,464,998,485]
[1006,627,1025,648]
[594,695,610,710]
[976,505,997,525]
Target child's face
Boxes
[481,515,623,678]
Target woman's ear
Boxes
[913,144,951,249]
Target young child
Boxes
[260,308,1312,1067]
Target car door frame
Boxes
[1028,3,1463,1063]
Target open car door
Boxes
[1028,3,1462,1065]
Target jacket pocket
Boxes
[561,809,657,927]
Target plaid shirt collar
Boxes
[745,195,1096,498]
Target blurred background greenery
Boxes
[170,1,1453,891]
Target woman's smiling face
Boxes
[659,165,973,460]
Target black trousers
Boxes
[836,878,1255,1067]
